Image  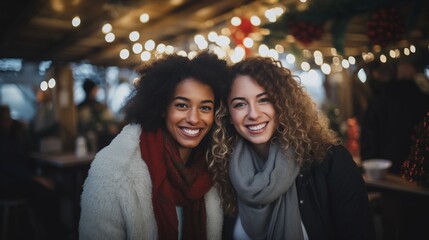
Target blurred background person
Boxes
[29,88,60,152]
[366,61,394,100]
[360,59,429,174]
[77,78,119,151]
[360,58,429,240]
[0,105,63,240]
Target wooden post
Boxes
[53,63,77,152]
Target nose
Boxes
[248,103,261,120]
[186,108,201,125]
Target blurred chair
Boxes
[0,198,43,240]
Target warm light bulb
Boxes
[341,59,350,69]
[301,62,310,72]
[139,13,150,23]
[129,31,140,42]
[208,32,218,42]
[178,50,187,57]
[404,48,410,56]
[132,43,143,54]
[216,36,230,47]
[40,81,48,91]
[105,33,115,43]
[140,51,151,61]
[321,63,331,75]
[286,54,296,64]
[72,16,81,27]
[258,44,269,57]
[231,17,241,26]
[102,23,112,33]
[243,37,254,48]
[165,45,175,54]
[48,78,56,88]
[250,16,261,26]
[145,40,155,51]
[119,49,130,59]
[156,44,166,53]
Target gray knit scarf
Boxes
[229,138,304,240]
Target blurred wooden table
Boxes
[363,173,429,239]
[31,152,95,168]
[31,152,96,240]
[363,173,429,197]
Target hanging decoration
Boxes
[367,7,405,47]
[261,0,416,54]
[400,112,429,187]
[230,17,254,46]
[230,17,255,56]
[288,20,324,46]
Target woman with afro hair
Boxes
[80,52,229,240]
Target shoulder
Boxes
[322,145,355,167]
[82,124,152,213]
[321,145,365,189]
[307,145,360,180]
[86,124,148,185]
[325,145,353,162]
[80,124,156,239]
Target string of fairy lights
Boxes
[68,0,427,76]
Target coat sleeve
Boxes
[79,169,126,240]
[328,145,375,240]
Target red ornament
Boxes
[230,17,254,46]
[345,117,360,158]
[288,20,324,46]
[367,7,404,47]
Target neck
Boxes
[251,142,270,160]
[179,147,191,164]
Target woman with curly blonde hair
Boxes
[208,57,374,240]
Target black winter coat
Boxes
[223,145,375,240]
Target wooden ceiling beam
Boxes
[41,8,114,60]
[0,0,49,54]
[88,0,260,66]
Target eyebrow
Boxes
[173,96,214,104]
[230,92,268,104]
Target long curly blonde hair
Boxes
[207,57,340,216]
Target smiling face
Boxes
[228,75,277,157]
[165,78,215,161]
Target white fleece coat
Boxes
[79,124,223,240]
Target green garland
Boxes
[263,0,420,54]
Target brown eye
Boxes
[232,102,246,108]
[200,105,213,112]
[259,97,270,103]
[174,103,188,109]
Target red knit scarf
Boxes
[139,129,213,240]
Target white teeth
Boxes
[248,123,266,131]
[182,128,200,135]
